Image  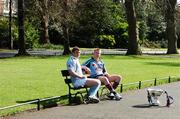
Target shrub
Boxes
[34,43,63,50]
[0,17,39,49]
[95,35,115,48]
[24,20,39,49]
[0,17,13,48]
[113,22,128,48]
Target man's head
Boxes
[93,48,101,59]
[72,46,81,58]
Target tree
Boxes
[61,0,71,55]
[26,0,72,54]
[17,0,28,55]
[26,0,76,55]
[145,0,166,44]
[25,0,62,44]
[31,0,52,44]
[9,0,13,49]
[152,0,179,54]
[124,0,142,55]
[176,3,180,48]
[165,0,179,54]
[135,0,148,44]
[74,0,118,47]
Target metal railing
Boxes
[0,76,180,112]
[0,96,62,111]
[119,76,180,93]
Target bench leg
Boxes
[68,88,72,104]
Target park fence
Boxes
[0,76,180,114]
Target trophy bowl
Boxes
[147,88,164,106]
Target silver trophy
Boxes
[147,88,174,107]
[147,88,164,106]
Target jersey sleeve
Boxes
[102,61,107,73]
[82,58,91,68]
[67,59,75,72]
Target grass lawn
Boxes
[0,55,180,115]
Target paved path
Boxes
[3,82,180,119]
[1,49,179,58]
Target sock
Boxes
[112,81,119,89]
[105,84,114,92]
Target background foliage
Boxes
[0,0,180,49]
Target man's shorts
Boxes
[71,77,87,88]
[91,74,104,79]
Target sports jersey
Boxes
[67,55,86,87]
[82,57,107,78]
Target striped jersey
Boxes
[82,57,107,78]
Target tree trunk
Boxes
[166,0,179,54]
[9,0,13,49]
[125,0,142,55]
[62,25,71,55]
[40,14,50,44]
[62,0,71,55]
[17,0,28,56]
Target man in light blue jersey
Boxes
[67,47,101,103]
[83,48,122,100]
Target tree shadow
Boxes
[145,62,180,67]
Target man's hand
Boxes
[104,73,109,77]
[81,66,91,74]
[79,75,86,79]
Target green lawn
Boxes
[0,55,180,115]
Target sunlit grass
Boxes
[0,55,180,116]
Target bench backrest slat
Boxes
[61,70,72,84]
[61,70,70,77]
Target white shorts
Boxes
[71,77,87,88]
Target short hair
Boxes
[94,48,101,52]
[72,46,80,53]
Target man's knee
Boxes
[95,79,101,86]
[99,77,110,84]
[117,75,122,82]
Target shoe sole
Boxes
[88,98,99,103]
[107,96,114,100]
[115,97,122,101]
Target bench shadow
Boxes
[16,95,68,109]
[16,95,92,108]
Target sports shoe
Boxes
[114,92,122,101]
[107,92,115,100]
[88,96,100,103]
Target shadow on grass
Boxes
[145,62,180,67]
[16,95,69,109]
[15,94,87,109]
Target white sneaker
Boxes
[107,92,115,100]
[114,93,122,101]
[88,96,100,103]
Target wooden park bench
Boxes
[61,70,89,104]
[61,70,109,104]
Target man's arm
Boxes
[82,58,92,74]
[102,62,109,77]
[81,66,91,74]
[68,69,85,79]
[67,59,85,79]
